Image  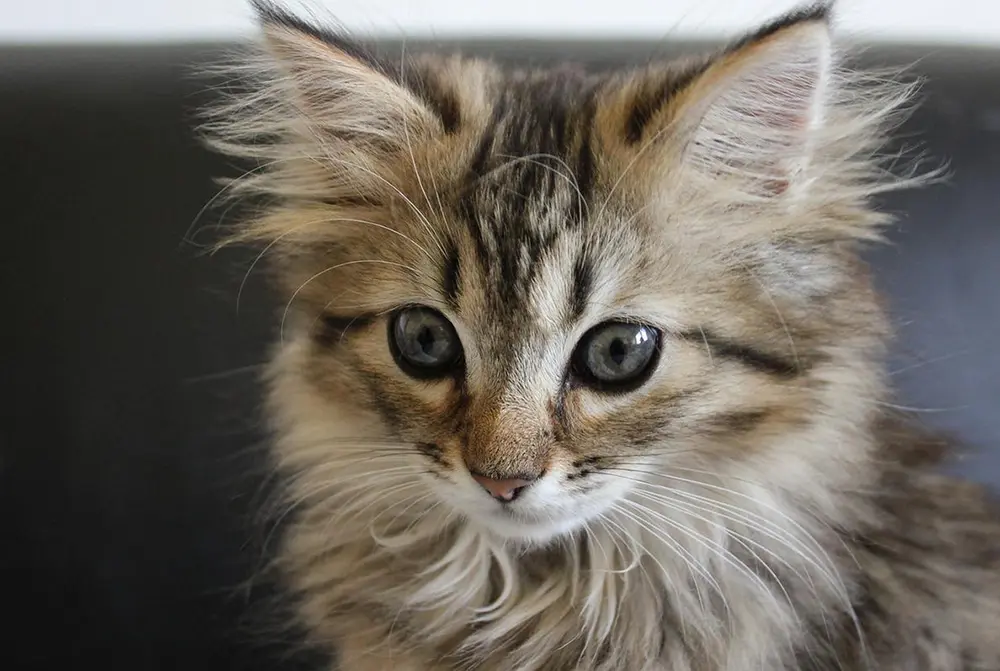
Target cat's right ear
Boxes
[253,1,447,152]
[202,2,457,214]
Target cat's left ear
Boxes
[672,5,833,198]
[615,4,847,208]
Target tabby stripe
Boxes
[683,330,801,377]
[460,96,507,272]
[355,367,405,432]
[703,409,772,435]
[467,95,506,180]
[624,65,706,145]
[724,2,831,55]
[441,239,461,308]
[405,67,462,134]
[253,1,381,70]
[569,253,593,323]
[573,87,598,220]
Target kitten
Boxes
[203,1,1000,669]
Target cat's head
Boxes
[206,2,918,544]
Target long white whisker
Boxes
[183,156,293,247]
[601,511,695,642]
[495,152,589,221]
[611,502,720,619]
[607,466,855,605]
[622,499,745,611]
[313,140,446,258]
[236,215,434,313]
[279,259,421,343]
[321,480,426,539]
[607,465,868,667]
[593,116,683,223]
[607,469,832,573]
[370,491,437,539]
[398,75,449,259]
[626,493,804,664]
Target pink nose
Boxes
[471,473,534,502]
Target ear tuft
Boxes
[723,2,833,54]
[252,0,386,77]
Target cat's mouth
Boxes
[443,480,568,538]
[421,463,630,542]
[491,501,536,519]
[459,480,622,543]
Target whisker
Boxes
[887,350,968,377]
[313,140,447,259]
[606,465,868,666]
[495,152,590,221]
[234,214,431,313]
[873,400,964,414]
[622,499,745,611]
[321,480,426,539]
[370,491,437,538]
[623,494,822,663]
[593,115,684,223]
[398,82,449,259]
[279,259,422,343]
[610,502,719,618]
[630,488,800,607]
[605,467,848,589]
[182,362,267,384]
[183,156,292,248]
[600,511,693,640]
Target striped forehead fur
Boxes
[199,3,1000,671]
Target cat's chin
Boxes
[472,508,588,545]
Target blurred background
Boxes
[3,0,999,44]
[1,1,997,670]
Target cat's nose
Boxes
[470,471,536,502]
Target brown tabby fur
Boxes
[202,1,1000,669]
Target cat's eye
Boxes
[572,322,660,391]
[389,307,462,378]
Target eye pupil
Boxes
[609,338,627,366]
[417,326,435,354]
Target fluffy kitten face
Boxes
[288,170,854,545]
[209,3,908,547]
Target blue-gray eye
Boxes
[389,307,461,378]
[573,322,660,390]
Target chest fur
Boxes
[284,515,849,671]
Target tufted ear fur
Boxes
[259,14,437,142]
[608,3,929,300]
[676,11,833,199]
[201,1,460,245]
[620,3,923,250]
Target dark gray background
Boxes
[0,41,997,670]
